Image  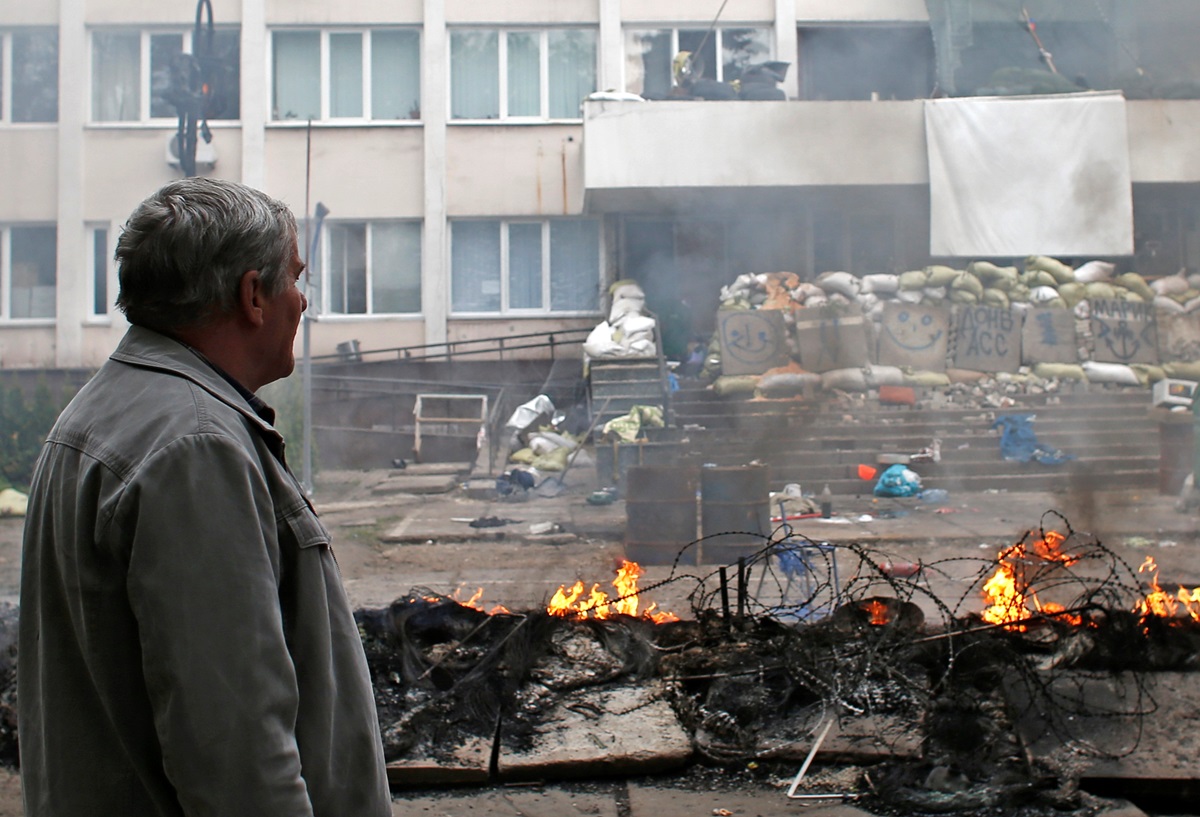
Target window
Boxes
[91,28,240,122]
[625,27,770,99]
[2,225,56,320]
[450,29,596,120]
[320,221,421,315]
[799,26,934,101]
[272,29,420,121]
[451,219,600,314]
[1,28,58,123]
[89,226,112,318]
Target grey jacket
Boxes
[18,326,391,817]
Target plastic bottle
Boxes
[819,484,833,519]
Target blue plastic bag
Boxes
[874,464,923,498]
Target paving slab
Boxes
[626,783,872,817]
[392,786,619,817]
[499,684,692,781]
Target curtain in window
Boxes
[372,30,420,120]
[549,220,599,311]
[12,29,58,122]
[92,32,140,121]
[548,30,595,118]
[10,226,56,319]
[371,222,421,313]
[452,221,501,312]
[149,34,184,119]
[451,31,499,119]
[624,30,671,99]
[329,223,367,314]
[273,31,319,120]
[508,223,543,309]
[506,32,540,117]
[330,33,363,118]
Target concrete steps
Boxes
[665,384,1170,496]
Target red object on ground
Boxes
[880,561,923,578]
[857,464,878,480]
[879,385,916,405]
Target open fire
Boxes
[547,560,679,623]
[981,531,1200,630]
[447,560,678,623]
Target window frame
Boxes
[1,27,59,125]
[1,224,58,324]
[269,27,422,123]
[622,25,773,95]
[316,219,423,318]
[89,26,241,125]
[449,27,598,122]
[449,218,603,317]
[86,223,115,323]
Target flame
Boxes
[1134,556,1200,621]
[547,560,679,623]
[980,532,1080,631]
[862,599,891,626]
[449,585,510,615]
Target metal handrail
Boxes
[310,327,593,365]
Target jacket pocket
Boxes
[280,502,331,550]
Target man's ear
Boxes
[237,270,266,327]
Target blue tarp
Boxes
[991,414,1074,465]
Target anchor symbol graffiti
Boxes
[1095,319,1140,362]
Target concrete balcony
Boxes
[581,98,1200,212]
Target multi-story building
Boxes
[3,0,1200,369]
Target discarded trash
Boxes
[880,561,922,578]
[857,464,878,480]
[873,464,922,497]
[0,487,27,517]
[528,521,562,535]
[919,488,950,502]
[819,484,833,518]
[909,438,941,463]
[468,516,516,528]
[991,414,1073,465]
[586,488,618,505]
[496,469,537,497]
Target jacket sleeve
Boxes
[120,433,315,817]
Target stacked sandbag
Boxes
[584,280,658,362]
[704,256,1200,396]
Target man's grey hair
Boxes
[115,177,298,332]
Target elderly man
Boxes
[18,178,391,816]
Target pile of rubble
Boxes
[355,516,1200,812]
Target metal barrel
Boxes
[624,465,698,566]
[700,464,771,565]
[595,440,679,487]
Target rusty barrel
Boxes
[624,465,698,566]
[700,464,770,565]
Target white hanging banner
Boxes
[925,91,1134,258]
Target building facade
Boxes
[2,0,1200,369]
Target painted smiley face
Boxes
[884,309,945,351]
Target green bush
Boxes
[0,380,72,490]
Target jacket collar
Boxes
[109,325,284,445]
